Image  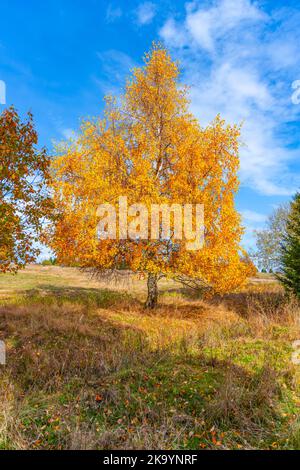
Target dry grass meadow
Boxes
[0,265,300,450]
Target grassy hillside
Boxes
[0,266,299,450]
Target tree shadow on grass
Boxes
[18,284,140,310]
[142,301,211,320]
[21,285,212,321]
[207,290,287,319]
[160,286,200,299]
[0,293,149,394]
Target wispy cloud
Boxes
[136,2,157,25]
[106,3,122,23]
[159,0,300,196]
[185,0,266,52]
[241,210,267,223]
[94,50,136,95]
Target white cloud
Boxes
[241,210,267,223]
[159,0,300,197]
[162,0,266,51]
[159,18,186,48]
[136,2,157,25]
[159,0,267,56]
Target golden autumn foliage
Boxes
[49,45,255,306]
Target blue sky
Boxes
[1,0,300,250]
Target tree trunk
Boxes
[145,273,158,309]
